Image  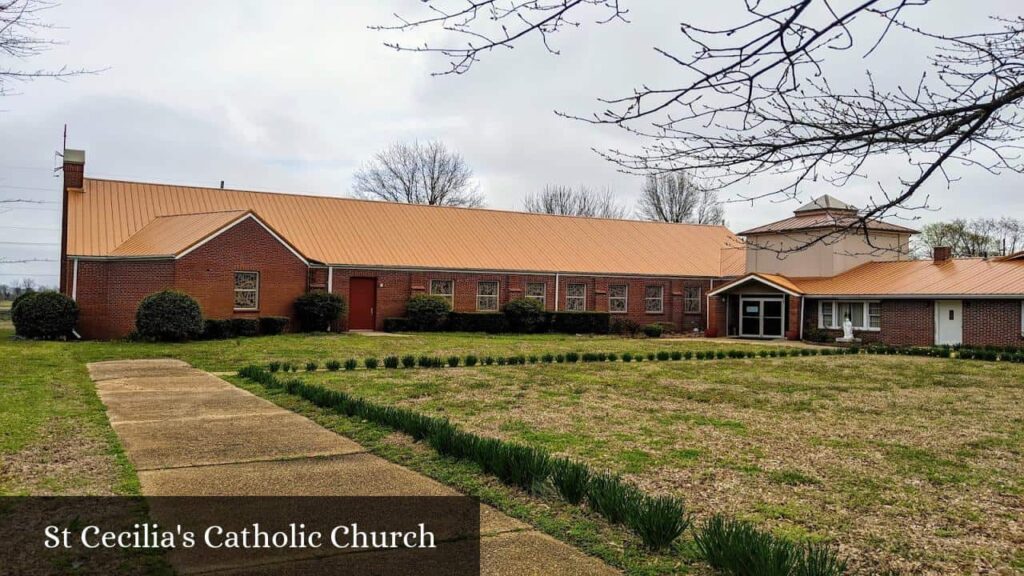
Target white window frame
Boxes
[525,282,546,308]
[608,284,628,314]
[566,283,587,312]
[818,300,880,331]
[430,279,454,307]
[233,271,260,311]
[684,286,701,314]
[476,281,499,312]
[644,285,664,314]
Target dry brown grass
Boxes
[311,355,1024,575]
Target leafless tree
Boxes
[1,0,92,97]
[522,184,626,218]
[914,217,1024,257]
[637,172,724,225]
[353,140,484,207]
[376,1,1024,252]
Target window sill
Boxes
[819,326,880,332]
[234,309,259,313]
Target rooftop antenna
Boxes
[53,124,68,177]
[220,180,225,189]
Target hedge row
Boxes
[238,366,847,572]
[201,316,289,340]
[269,343,1024,374]
[385,311,611,335]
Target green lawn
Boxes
[4,328,1020,574]
[298,353,1024,575]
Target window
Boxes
[821,301,834,328]
[818,300,880,330]
[526,282,546,307]
[684,286,701,313]
[430,280,454,306]
[644,285,664,314]
[608,284,628,313]
[566,284,586,311]
[477,281,499,311]
[233,271,259,310]
[869,302,881,329]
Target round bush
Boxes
[11,291,78,340]
[643,323,664,338]
[294,291,347,332]
[406,294,451,331]
[135,290,204,341]
[503,298,546,333]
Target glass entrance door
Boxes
[739,297,785,338]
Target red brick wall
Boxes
[963,299,1024,347]
[803,298,934,346]
[73,259,176,339]
[327,270,713,333]
[175,218,308,324]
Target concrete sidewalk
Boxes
[89,359,617,576]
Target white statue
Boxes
[842,315,854,340]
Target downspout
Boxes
[326,266,333,332]
[706,279,714,335]
[71,258,81,339]
[554,273,560,311]
[798,296,805,341]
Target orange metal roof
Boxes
[108,210,250,257]
[68,178,743,277]
[791,259,1024,296]
[739,213,917,236]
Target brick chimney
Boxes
[932,246,952,262]
[63,149,85,189]
[59,149,85,295]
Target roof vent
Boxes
[932,246,952,262]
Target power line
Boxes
[0,225,59,231]
[0,185,59,193]
[0,241,59,246]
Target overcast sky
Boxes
[2,1,1022,287]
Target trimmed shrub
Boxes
[325,360,342,371]
[364,357,379,370]
[282,362,294,373]
[684,351,693,360]
[635,354,645,362]
[294,291,347,332]
[448,312,508,333]
[496,357,507,366]
[555,354,565,363]
[135,290,203,341]
[268,361,281,373]
[305,361,318,372]
[483,356,495,366]
[344,359,358,371]
[11,293,78,338]
[229,318,259,337]
[401,355,416,368]
[657,351,670,361]
[383,356,400,369]
[383,317,409,333]
[622,352,633,362]
[643,323,664,338]
[597,352,607,362]
[715,351,726,360]
[503,298,546,333]
[551,458,590,505]
[258,316,289,335]
[202,319,234,340]
[528,355,539,364]
[464,355,478,367]
[610,318,641,337]
[541,353,554,363]
[447,355,461,368]
[549,312,610,334]
[406,294,451,331]
[670,351,682,361]
[418,355,432,368]
[607,352,618,362]
[565,351,580,363]
[628,494,691,550]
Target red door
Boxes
[349,278,377,330]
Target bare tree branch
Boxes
[1,0,96,97]
[379,1,1024,252]
[522,184,626,218]
[353,140,485,207]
